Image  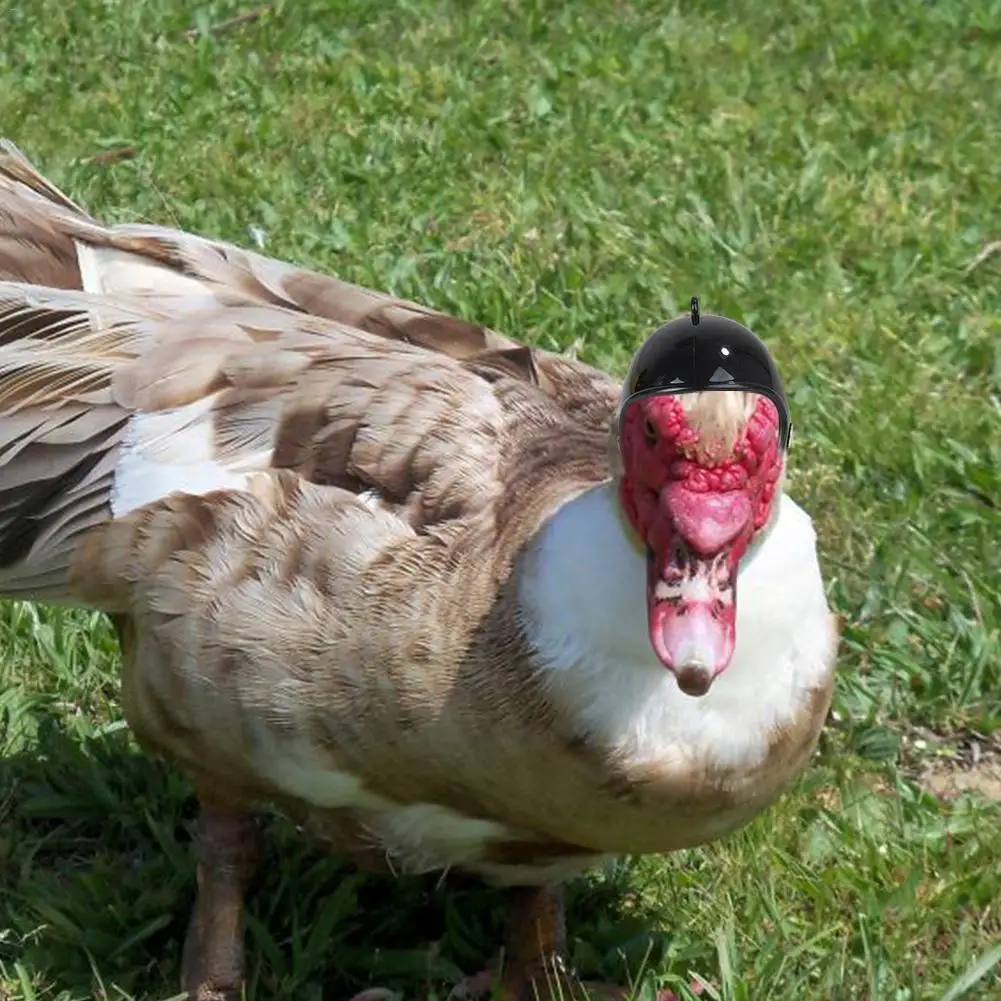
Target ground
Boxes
[1,0,999,999]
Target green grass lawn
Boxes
[2,0,1000,998]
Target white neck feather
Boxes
[516,482,835,771]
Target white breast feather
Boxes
[518,484,836,772]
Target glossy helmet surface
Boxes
[617,303,793,451]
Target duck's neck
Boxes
[515,481,833,764]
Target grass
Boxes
[1,0,1000,997]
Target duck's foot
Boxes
[180,804,262,1001]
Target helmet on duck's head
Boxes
[618,298,793,452]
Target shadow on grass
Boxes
[0,708,675,1000]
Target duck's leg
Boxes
[181,802,262,1001]
[491,886,700,1001]
[496,884,571,1001]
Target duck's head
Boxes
[614,306,792,697]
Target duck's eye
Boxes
[643,417,658,444]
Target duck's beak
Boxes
[645,541,738,697]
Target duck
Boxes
[0,140,839,1001]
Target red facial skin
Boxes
[618,394,784,696]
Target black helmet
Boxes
[618,298,792,451]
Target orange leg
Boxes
[180,804,262,1001]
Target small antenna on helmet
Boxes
[690,296,700,326]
